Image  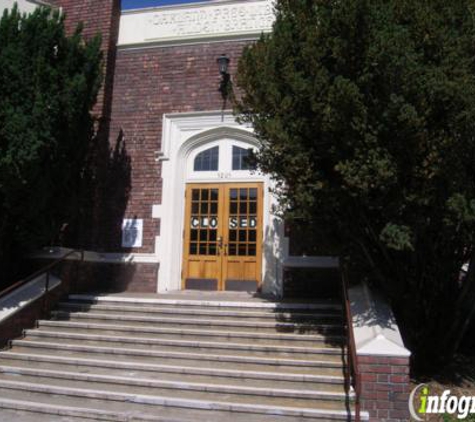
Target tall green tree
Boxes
[236,0,475,369]
[0,5,102,285]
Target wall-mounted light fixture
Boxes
[217,54,231,100]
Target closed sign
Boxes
[191,217,218,229]
[229,217,257,229]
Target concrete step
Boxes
[50,310,343,335]
[37,320,345,347]
[11,338,344,369]
[68,294,343,313]
[0,378,358,420]
[0,387,366,421]
[7,343,345,377]
[58,302,343,323]
[0,353,346,392]
[23,329,344,359]
[0,293,362,421]
[0,366,351,408]
[0,397,190,421]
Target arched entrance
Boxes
[156,111,285,296]
[182,139,263,291]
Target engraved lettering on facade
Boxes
[147,3,274,41]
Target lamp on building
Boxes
[217,54,231,100]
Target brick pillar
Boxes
[359,355,411,421]
[349,282,411,422]
[52,0,121,121]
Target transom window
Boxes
[232,146,256,171]
[194,146,219,171]
[188,139,258,179]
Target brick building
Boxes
[44,0,285,296]
[0,2,412,421]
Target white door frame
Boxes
[154,111,287,297]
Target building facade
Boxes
[108,0,283,295]
[1,0,338,296]
[14,0,296,296]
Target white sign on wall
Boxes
[122,219,143,248]
[119,0,275,47]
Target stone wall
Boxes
[0,279,66,348]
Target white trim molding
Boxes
[349,282,411,358]
[33,247,159,265]
[118,0,275,49]
[157,111,285,296]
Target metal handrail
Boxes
[0,249,85,310]
[341,261,361,422]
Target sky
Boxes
[122,0,211,10]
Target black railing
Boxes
[0,249,85,314]
[341,261,361,422]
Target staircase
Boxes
[0,293,367,421]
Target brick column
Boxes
[349,282,411,422]
[359,355,411,421]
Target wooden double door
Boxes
[182,183,263,291]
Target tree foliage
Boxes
[236,0,475,369]
[0,5,102,284]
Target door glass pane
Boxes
[227,187,258,257]
[188,188,219,256]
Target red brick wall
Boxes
[359,355,411,421]
[71,261,159,293]
[53,0,121,120]
[107,41,252,253]
[36,3,254,291]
